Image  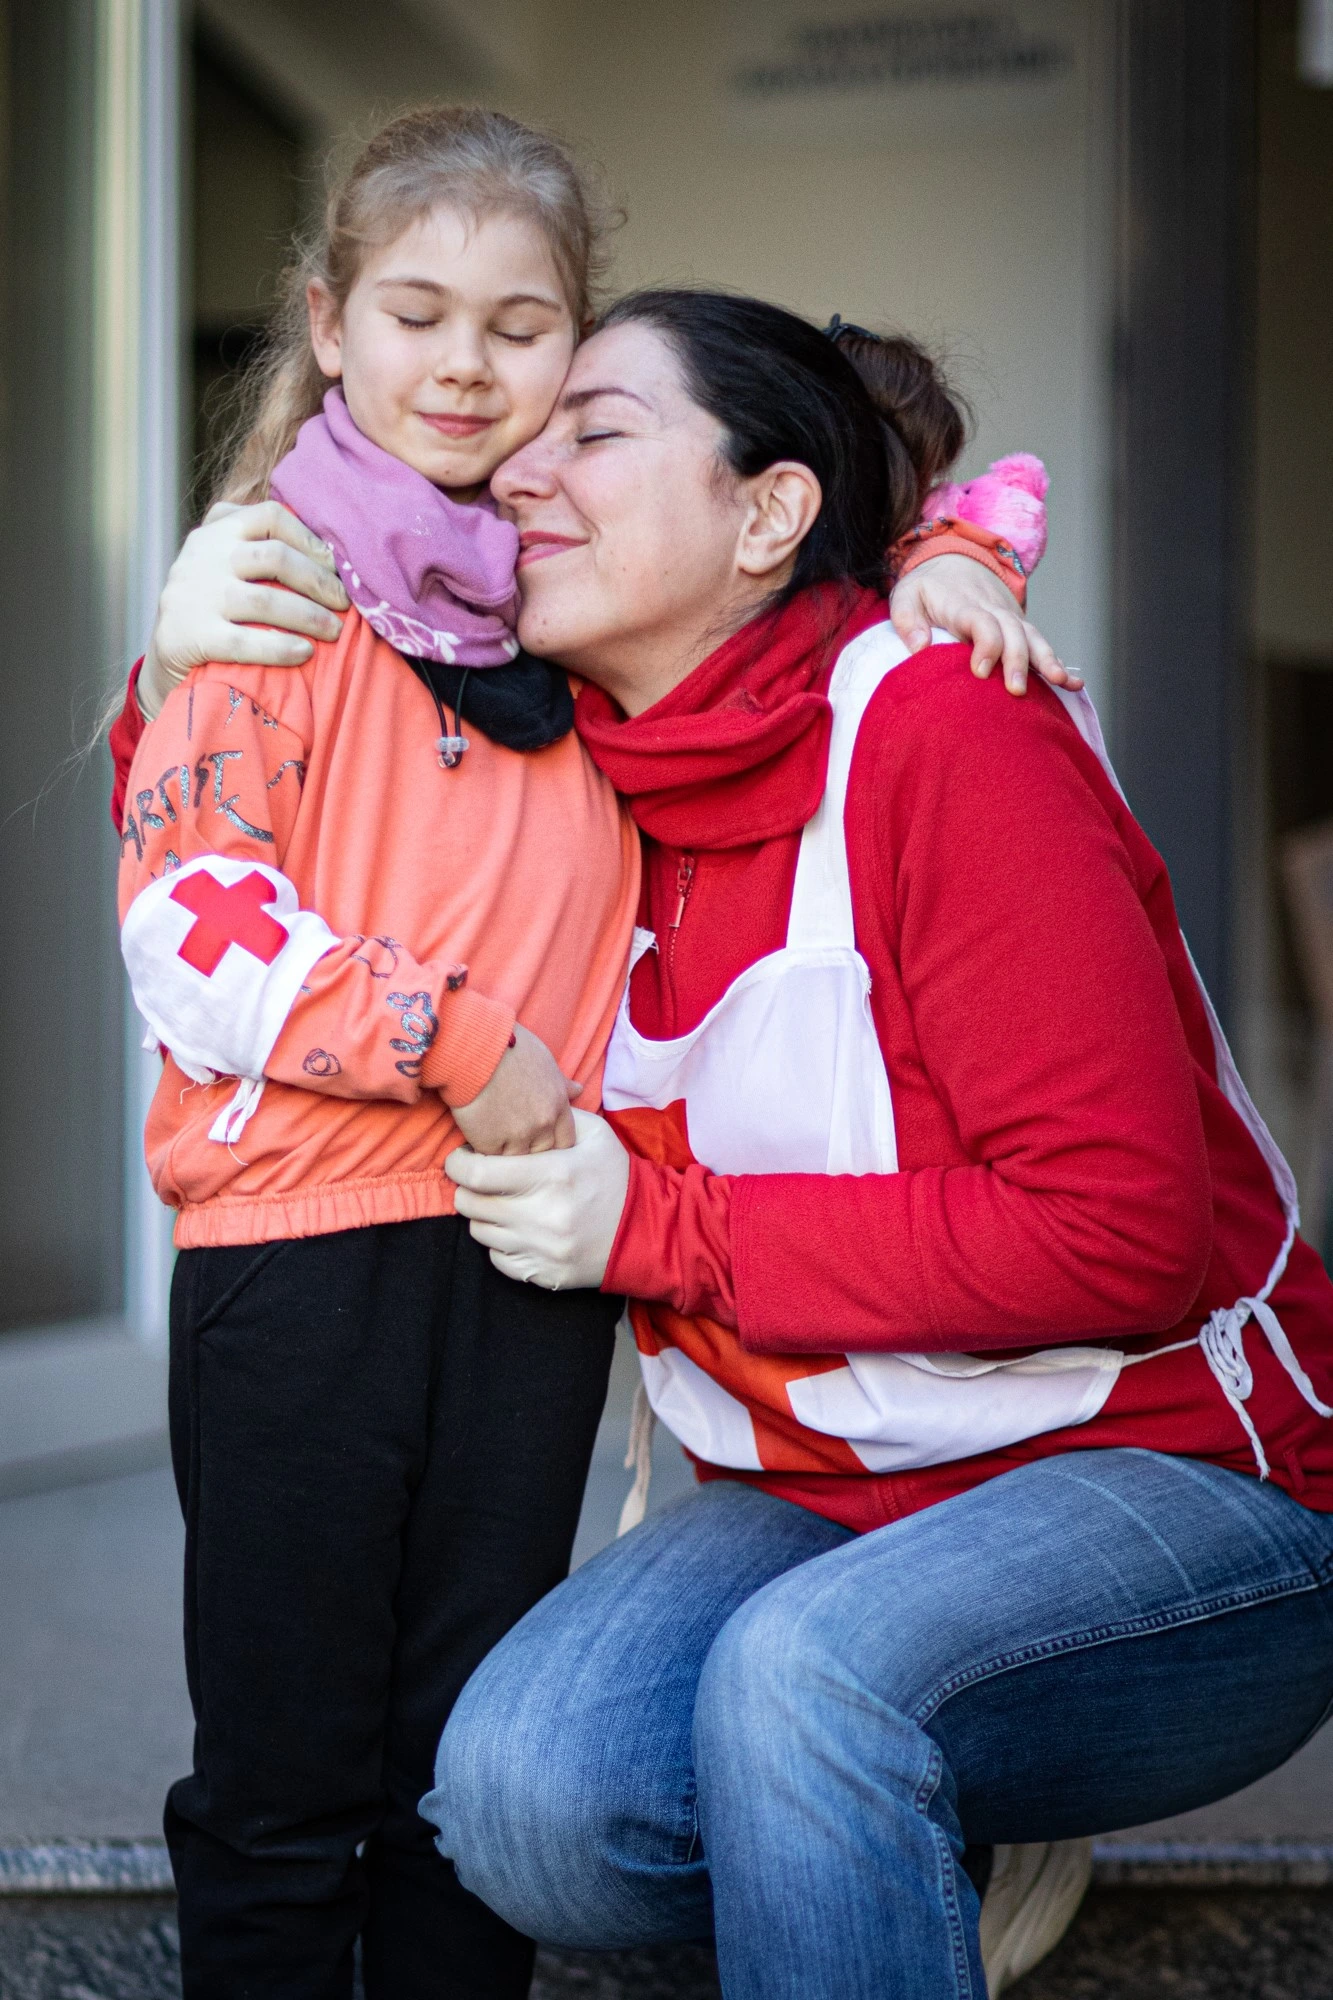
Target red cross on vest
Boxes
[170,869,286,976]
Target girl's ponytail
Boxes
[215,266,330,506]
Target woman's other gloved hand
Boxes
[888,554,1083,699]
[448,1024,582,1158]
[447,1109,631,1290]
[138,501,350,720]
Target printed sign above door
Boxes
[723,1,1086,145]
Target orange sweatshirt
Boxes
[118,609,639,1247]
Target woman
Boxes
[398,293,1333,2000]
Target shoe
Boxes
[978,1838,1093,1994]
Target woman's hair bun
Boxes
[825,318,968,503]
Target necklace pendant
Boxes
[436,734,469,769]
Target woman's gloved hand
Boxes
[446,1108,631,1291]
[139,501,350,719]
[888,554,1082,698]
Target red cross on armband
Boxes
[169,869,287,976]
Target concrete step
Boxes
[4,1836,1332,1898]
[0,1888,1332,1998]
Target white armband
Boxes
[121,854,337,1088]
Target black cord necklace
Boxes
[407,652,574,763]
[421,667,471,768]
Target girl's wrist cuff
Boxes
[892,520,1028,608]
[422,986,516,1104]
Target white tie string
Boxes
[207,1074,266,1147]
[1195,1215,1333,1480]
[617,1379,656,1536]
[1199,1304,1270,1478]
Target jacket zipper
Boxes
[666,852,695,999]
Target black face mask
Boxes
[407,651,576,765]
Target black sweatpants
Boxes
[166,1215,619,2000]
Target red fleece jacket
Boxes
[582,591,1333,1531]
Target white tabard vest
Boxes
[603,623,1329,1515]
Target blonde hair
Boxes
[213,104,615,507]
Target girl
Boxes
[116,107,1061,2000]
[117,107,640,2000]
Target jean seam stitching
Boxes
[909,1572,1327,1726]
[915,1740,977,2000]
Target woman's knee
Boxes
[691,1574,963,1928]
[422,1652,606,1944]
[693,1570,923,1791]
[423,1627,704,1949]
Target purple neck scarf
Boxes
[269,388,521,668]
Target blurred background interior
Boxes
[0,0,1331,1862]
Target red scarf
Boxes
[574,585,886,849]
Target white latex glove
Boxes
[139,500,350,720]
[888,554,1082,698]
[446,1108,631,1291]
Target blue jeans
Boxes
[423,1450,1333,2000]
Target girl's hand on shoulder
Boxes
[448,1023,581,1157]
[447,1110,631,1291]
[139,501,350,720]
[889,553,1083,698]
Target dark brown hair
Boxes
[824,323,967,507]
[598,290,967,602]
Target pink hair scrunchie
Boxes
[921,451,1049,575]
